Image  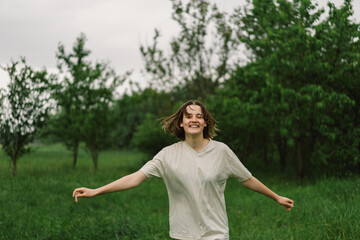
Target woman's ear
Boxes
[180,122,183,127]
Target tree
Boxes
[313,0,360,174]
[209,0,360,178]
[0,57,53,176]
[81,62,125,171]
[140,0,237,100]
[53,33,125,170]
[52,33,89,167]
[206,63,272,165]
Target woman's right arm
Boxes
[72,170,147,203]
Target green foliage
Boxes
[0,57,53,175]
[206,65,273,167]
[80,61,125,170]
[140,0,235,100]
[52,33,126,170]
[1,0,358,180]
[208,0,360,178]
[131,113,177,159]
[51,33,91,166]
[110,88,174,149]
[133,0,244,156]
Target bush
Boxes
[131,113,177,159]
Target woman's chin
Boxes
[185,130,203,136]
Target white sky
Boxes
[0,0,359,93]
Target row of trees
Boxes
[209,0,360,178]
[139,0,360,178]
[0,34,128,175]
[1,0,359,178]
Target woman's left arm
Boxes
[240,176,294,211]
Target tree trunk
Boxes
[72,142,79,168]
[297,140,304,180]
[92,150,98,172]
[12,157,17,176]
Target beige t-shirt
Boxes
[140,139,252,240]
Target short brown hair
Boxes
[161,100,218,140]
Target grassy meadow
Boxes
[0,144,359,239]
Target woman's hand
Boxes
[241,177,294,212]
[71,171,147,204]
[72,187,96,203]
[276,196,294,211]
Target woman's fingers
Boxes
[73,188,87,202]
[285,199,294,211]
[73,189,79,197]
[278,197,294,211]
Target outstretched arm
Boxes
[240,176,294,211]
[72,170,147,203]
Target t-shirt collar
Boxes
[183,138,214,155]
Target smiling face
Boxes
[180,105,207,137]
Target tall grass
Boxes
[0,144,359,239]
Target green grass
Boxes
[0,144,359,239]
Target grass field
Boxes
[0,143,359,239]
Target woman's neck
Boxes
[185,134,210,153]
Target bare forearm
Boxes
[94,171,146,196]
[241,176,279,201]
[73,171,147,202]
[240,176,294,211]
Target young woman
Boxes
[73,100,294,240]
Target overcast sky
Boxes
[0,0,359,93]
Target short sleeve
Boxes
[140,148,165,179]
[224,145,252,182]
